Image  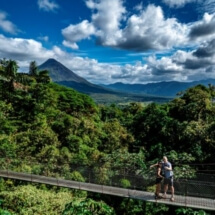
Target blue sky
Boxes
[0,0,215,84]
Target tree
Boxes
[0,185,73,214]
[100,119,134,153]
[1,59,19,92]
[29,61,38,76]
[0,59,32,97]
[63,198,115,215]
[169,85,212,122]
[37,70,51,84]
[132,103,173,158]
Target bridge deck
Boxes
[0,170,214,211]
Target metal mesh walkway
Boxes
[0,170,214,211]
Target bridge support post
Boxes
[89,170,91,183]
[185,179,188,208]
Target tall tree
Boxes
[29,61,38,76]
[3,59,19,91]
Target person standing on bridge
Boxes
[150,161,164,199]
[154,161,164,199]
[162,156,174,201]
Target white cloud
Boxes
[162,0,196,8]
[0,11,18,34]
[37,0,59,12]
[143,47,215,82]
[62,3,188,51]
[62,0,126,49]
[86,0,126,46]
[62,20,95,49]
[62,40,79,50]
[189,13,215,39]
[61,1,215,58]
[117,5,188,51]
[0,34,54,65]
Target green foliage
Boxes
[70,171,85,182]
[0,102,16,135]
[49,83,98,115]
[164,151,196,179]
[170,85,212,122]
[144,202,169,215]
[29,61,38,76]
[100,119,134,153]
[116,199,169,215]
[63,198,115,215]
[0,185,73,215]
[0,198,12,215]
[119,178,131,188]
[132,103,173,158]
[14,127,60,162]
[0,136,16,158]
[175,207,211,215]
[103,149,146,174]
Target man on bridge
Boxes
[162,156,174,201]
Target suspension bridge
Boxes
[0,159,214,211]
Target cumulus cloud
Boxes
[62,0,126,49]
[0,34,55,70]
[162,0,196,8]
[62,40,79,50]
[62,2,188,51]
[139,44,215,83]
[67,45,215,84]
[86,0,126,46]
[37,0,59,12]
[117,5,188,51]
[148,55,183,75]
[0,11,19,34]
[61,0,215,54]
[172,49,215,70]
[193,39,215,57]
[144,54,188,83]
[189,13,215,39]
[62,20,95,49]
[177,39,215,70]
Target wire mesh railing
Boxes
[0,157,214,200]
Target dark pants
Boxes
[155,177,162,184]
[164,176,173,186]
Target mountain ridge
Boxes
[102,79,215,97]
[39,58,207,103]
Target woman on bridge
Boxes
[150,161,164,199]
